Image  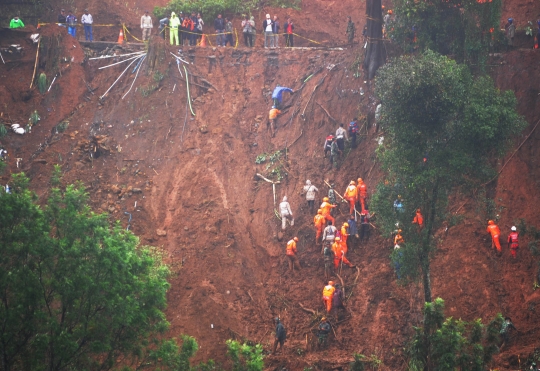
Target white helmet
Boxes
[283,196,287,202]
[511,226,517,231]
[306,180,311,185]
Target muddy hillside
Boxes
[1,5,540,369]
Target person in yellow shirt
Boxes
[169,12,181,46]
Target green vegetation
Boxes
[38,72,48,94]
[349,353,383,371]
[154,0,300,24]
[0,122,7,138]
[371,51,526,303]
[389,0,502,67]
[407,298,501,370]
[255,150,288,181]
[226,340,264,371]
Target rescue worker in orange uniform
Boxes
[394,229,404,248]
[341,222,350,247]
[356,178,368,212]
[286,237,301,271]
[412,208,424,231]
[320,197,336,225]
[332,237,354,270]
[344,181,358,215]
[487,220,501,253]
[322,281,335,312]
[314,209,326,243]
[268,106,281,138]
[507,226,519,258]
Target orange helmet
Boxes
[357,178,363,183]
[388,9,393,14]
[488,220,494,225]
[335,237,341,241]
[350,180,356,185]
[328,281,334,286]
[323,197,329,202]
[343,222,349,227]
[317,209,322,214]
[382,5,386,9]
[293,237,299,242]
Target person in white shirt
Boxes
[279,196,294,230]
[302,180,319,212]
[335,123,349,153]
[81,9,93,41]
[141,10,153,41]
[263,14,274,48]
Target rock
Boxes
[156,229,167,237]
[108,206,116,213]
[255,115,263,122]
[100,203,108,210]
[132,188,142,193]
[199,125,208,134]
[184,227,189,231]
[111,184,121,194]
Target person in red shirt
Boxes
[412,208,424,231]
[487,220,501,254]
[507,226,519,258]
[284,18,294,47]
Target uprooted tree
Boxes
[363,0,386,79]
[371,51,526,304]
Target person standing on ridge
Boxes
[158,16,169,39]
[314,209,326,243]
[10,16,25,29]
[322,281,335,312]
[195,13,204,45]
[272,318,287,354]
[242,15,254,47]
[263,14,275,48]
[279,196,294,230]
[303,180,319,213]
[140,10,153,41]
[332,237,354,270]
[286,237,301,271]
[81,9,93,41]
[57,9,66,25]
[500,317,517,349]
[346,16,355,45]
[322,220,338,247]
[169,12,181,46]
[66,11,77,37]
[344,180,358,215]
[214,14,225,47]
[272,86,294,108]
[487,220,502,255]
[394,194,404,213]
[268,106,281,138]
[508,226,519,258]
[505,18,516,48]
[317,317,331,347]
[272,15,280,48]
[224,18,234,46]
[284,18,294,47]
[320,197,336,225]
[359,210,370,243]
[330,137,341,169]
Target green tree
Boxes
[408,298,501,371]
[0,175,171,371]
[372,51,526,303]
[226,340,264,371]
[389,0,502,67]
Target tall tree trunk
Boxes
[363,0,386,79]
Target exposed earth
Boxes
[1,0,540,369]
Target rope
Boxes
[38,22,117,27]
[183,65,196,116]
[234,28,239,48]
[123,23,144,42]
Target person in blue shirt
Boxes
[272,85,293,108]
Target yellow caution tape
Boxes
[123,24,145,42]
[38,22,117,27]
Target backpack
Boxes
[349,121,358,134]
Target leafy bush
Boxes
[0,123,7,138]
[226,340,264,371]
[38,72,47,94]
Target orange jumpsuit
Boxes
[320,201,336,225]
[322,284,335,312]
[269,108,281,120]
[314,214,326,241]
[487,224,501,252]
[344,185,358,214]
[341,225,349,245]
[332,241,353,269]
[286,239,301,271]
[357,181,367,212]
[394,233,404,246]
[413,211,424,226]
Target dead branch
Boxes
[287,129,304,148]
[298,303,317,315]
[316,102,338,124]
[336,273,346,297]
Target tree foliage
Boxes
[388,0,502,67]
[372,51,526,302]
[0,175,171,371]
[408,298,502,371]
[226,340,264,371]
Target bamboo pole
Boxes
[29,38,41,89]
